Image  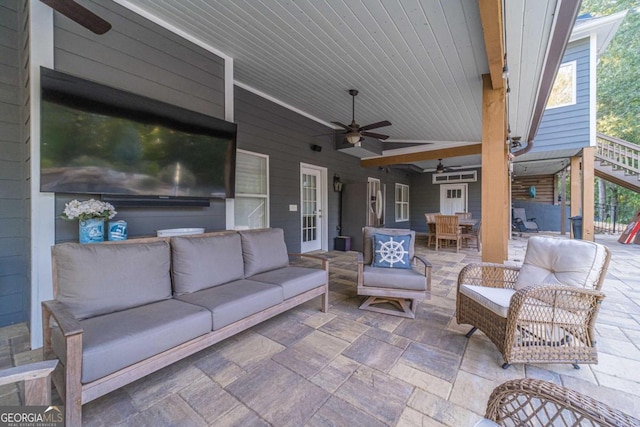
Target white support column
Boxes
[29,0,55,349]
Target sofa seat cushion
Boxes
[171,233,244,294]
[459,284,515,318]
[362,265,426,291]
[250,266,326,299]
[51,299,211,383]
[175,280,284,330]
[52,241,172,320]
[239,228,290,276]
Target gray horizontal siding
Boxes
[51,0,228,242]
[534,39,591,152]
[0,0,27,326]
[235,86,411,252]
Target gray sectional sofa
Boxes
[42,228,329,426]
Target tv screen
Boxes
[40,68,236,200]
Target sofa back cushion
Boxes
[363,227,415,265]
[239,228,289,276]
[514,236,609,291]
[52,240,172,320]
[171,232,244,294]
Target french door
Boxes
[300,164,327,252]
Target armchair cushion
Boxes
[514,236,608,291]
[171,233,244,294]
[371,233,412,269]
[240,228,289,276]
[459,284,515,318]
[363,265,426,290]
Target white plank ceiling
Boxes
[115,0,563,168]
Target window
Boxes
[395,183,409,222]
[546,61,577,109]
[234,150,269,229]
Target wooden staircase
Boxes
[595,132,640,193]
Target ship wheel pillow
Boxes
[372,233,412,269]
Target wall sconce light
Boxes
[333,174,343,192]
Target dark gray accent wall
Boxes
[513,200,571,232]
[235,87,411,252]
[409,170,482,233]
[0,0,28,326]
[51,0,227,242]
[534,39,590,151]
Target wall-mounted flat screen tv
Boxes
[40,67,236,201]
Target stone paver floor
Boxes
[0,233,638,426]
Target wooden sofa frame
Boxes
[42,235,329,426]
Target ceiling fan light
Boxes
[346,131,361,145]
[436,160,445,174]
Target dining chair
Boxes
[435,214,462,252]
[424,212,439,247]
[462,220,481,251]
[455,212,472,219]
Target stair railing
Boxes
[596,132,640,177]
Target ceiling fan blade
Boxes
[331,121,351,130]
[361,131,390,140]
[359,120,391,131]
[40,0,112,34]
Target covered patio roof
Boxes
[114,0,579,170]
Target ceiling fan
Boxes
[40,0,112,35]
[435,159,461,174]
[332,89,391,144]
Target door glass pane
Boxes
[302,173,317,243]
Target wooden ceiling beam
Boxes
[479,0,504,90]
[360,144,482,168]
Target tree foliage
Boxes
[580,0,640,219]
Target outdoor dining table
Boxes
[428,217,478,231]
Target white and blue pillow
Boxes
[372,233,412,269]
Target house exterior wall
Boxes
[235,87,410,252]
[36,0,412,252]
[0,0,29,327]
[533,39,591,152]
[51,0,228,242]
[409,169,482,233]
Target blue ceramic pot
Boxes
[79,218,105,244]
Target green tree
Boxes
[580,0,640,222]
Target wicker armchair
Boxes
[457,236,611,369]
[484,378,640,427]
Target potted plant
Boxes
[61,199,117,244]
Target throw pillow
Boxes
[372,233,412,269]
